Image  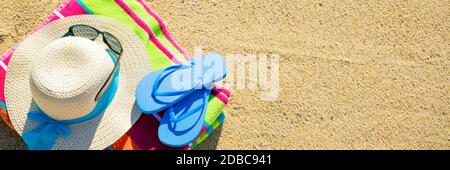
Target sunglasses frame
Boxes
[63,24,123,102]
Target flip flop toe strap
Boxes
[152,64,201,104]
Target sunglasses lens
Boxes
[104,32,123,55]
[71,25,98,40]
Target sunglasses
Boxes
[63,24,123,101]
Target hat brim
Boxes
[5,15,151,150]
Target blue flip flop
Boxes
[158,88,211,147]
[136,53,226,114]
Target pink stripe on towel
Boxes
[0,49,12,103]
[211,89,230,104]
[214,84,231,97]
[59,0,89,17]
[137,0,190,61]
[115,0,182,64]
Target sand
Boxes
[0,0,448,150]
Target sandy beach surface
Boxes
[0,0,448,150]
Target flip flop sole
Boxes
[158,88,210,147]
[136,68,189,114]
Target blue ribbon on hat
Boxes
[21,51,119,150]
[22,111,71,150]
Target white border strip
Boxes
[0,60,7,71]
[53,10,65,19]
[152,114,162,121]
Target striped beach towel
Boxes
[0,0,230,150]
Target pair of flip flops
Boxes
[136,54,226,147]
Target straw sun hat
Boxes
[5,15,151,150]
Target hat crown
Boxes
[30,37,114,121]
